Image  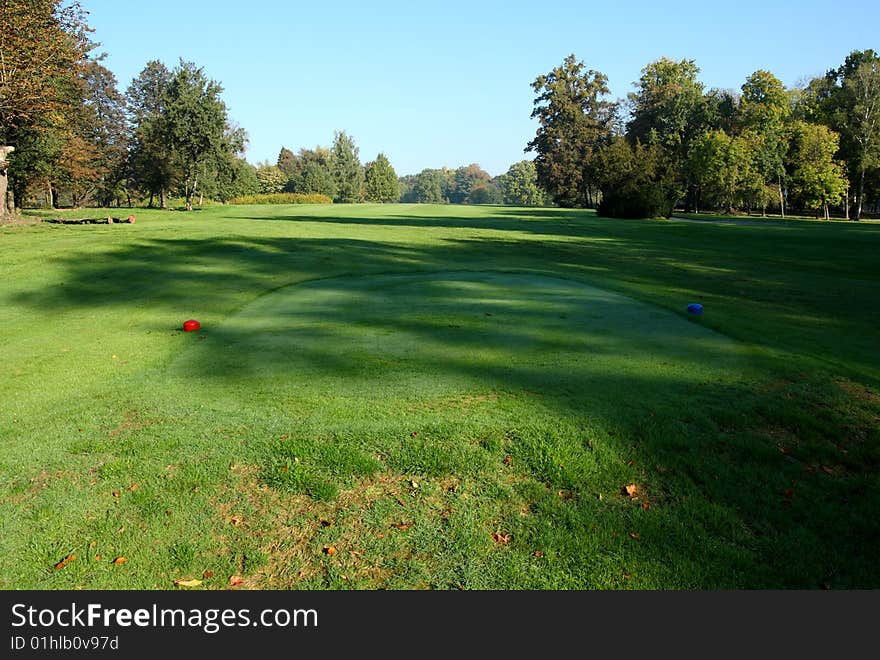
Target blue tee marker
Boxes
[687,303,703,315]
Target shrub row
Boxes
[228,192,333,205]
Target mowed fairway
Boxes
[1,204,878,589]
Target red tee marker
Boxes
[183,319,201,332]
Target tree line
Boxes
[2,2,876,219]
[527,52,880,219]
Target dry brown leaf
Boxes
[491,533,510,544]
[623,484,639,498]
[642,502,650,510]
[392,521,413,531]
[203,570,214,579]
[319,518,333,528]
[230,515,243,526]
[410,431,418,438]
[94,555,102,561]
[117,526,125,534]
[503,455,513,465]
[323,545,337,556]
[127,484,139,492]
[112,491,120,498]
[111,557,127,565]
[89,541,97,548]
[629,532,641,539]
[229,575,244,586]
[174,578,203,588]
[821,465,834,475]
[623,571,633,580]
[533,551,543,557]
[396,498,406,507]
[54,555,75,571]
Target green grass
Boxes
[1,203,878,589]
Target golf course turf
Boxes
[1,203,878,589]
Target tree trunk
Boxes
[51,185,60,209]
[856,167,865,220]
[845,184,850,220]
[160,189,166,209]
[0,146,14,218]
[778,177,785,218]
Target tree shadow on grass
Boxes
[8,221,880,588]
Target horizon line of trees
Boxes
[528,51,880,220]
[3,2,876,220]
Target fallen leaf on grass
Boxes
[503,455,513,465]
[94,555,102,561]
[629,532,641,539]
[319,518,333,528]
[392,521,413,531]
[323,545,337,556]
[54,555,75,571]
[623,484,639,498]
[229,515,243,526]
[533,551,543,557]
[174,578,203,588]
[642,502,650,510]
[623,571,633,580]
[111,557,127,565]
[557,490,573,500]
[491,533,510,544]
[203,570,214,579]
[127,484,139,492]
[89,541,97,548]
[396,498,406,507]
[229,575,244,586]
[112,491,120,498]
[117,526,125,534]
[821,465,834,475]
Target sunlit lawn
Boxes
[1,203,878,589]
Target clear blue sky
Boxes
[84,0,879,176]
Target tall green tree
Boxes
[685,130,747,213]
[789,121,847,219]
[364,153,399,202]
[276,147,297,178]
[526,54,616,207]
[126,60,175,208]
[627,58,706,153]
[412,169,444,203]
[0,0,92,215]
[161,60,232,211]
[498,160,545,206]
[331,130,364,203]
[595,137,678,218]
[835,52,880,219]
[626,57,707,210]
[80,60,129,207]
[282,147,336,198]
[739,70,791,216]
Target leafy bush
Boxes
[228,192,333,205]
[595,137,679,219]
